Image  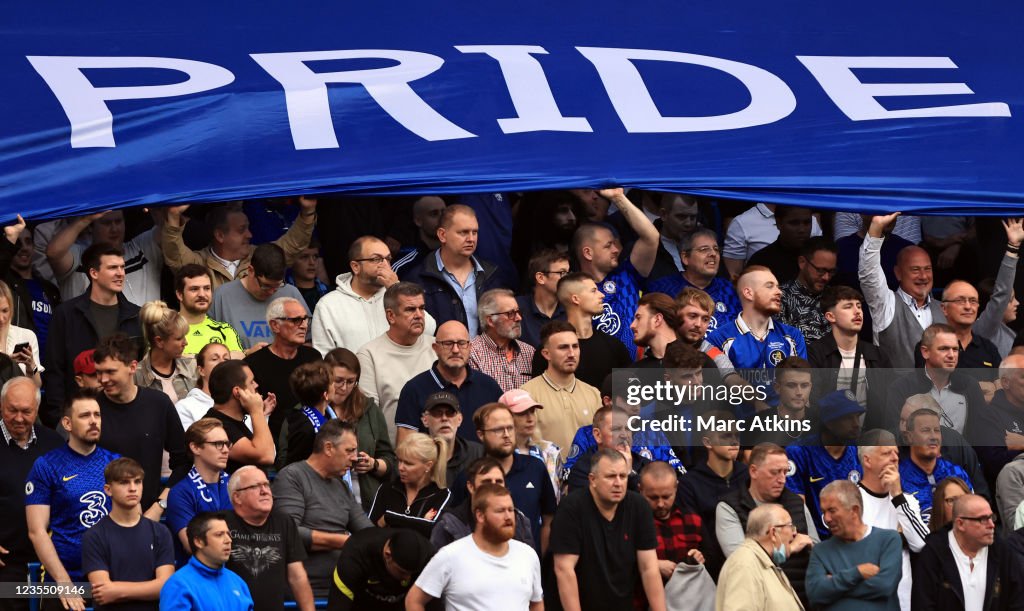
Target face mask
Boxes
[772,543,788,566]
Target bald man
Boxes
[394,321,503,442]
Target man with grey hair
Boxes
[244,296,321,447]
[0,377,62,610]
[225,465,315,611]
[807,479,902,610]
[357,282,436,443]
[715,503,804,611]
[856,431,927,611]
[469,288,535,392]
[973,353,1024,487]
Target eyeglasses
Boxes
[483,425,515,436]
[959,514,996,524]
[236,482,271,493]
[201,440,233,451]
[334,377,358,388]
[542,270,569,278]
[942,297,980,307]
[354,255,393,265]
[276,315,312,326]
[256,276,285,292]
[437,340,470,350]
[804,260,837,277]
[489,309,521,320]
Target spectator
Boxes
[678,418,748,581]
[565,406,651,494]
[284,361,337,466]
[73,348,102,391]
[403,204,503,337]
[521,320,602,458]
[638,461,705,583]
[174,264,244,358]
[747,206,815,285]
[778,237,838,341]
[324,528,434,611]
[856,431,928,611]
[210,243,311,350]
[158,512,254,611]
[652,193,702,274]
[631,293,679,367]
[469,288,535,392]
[913,495,1024,611]
[808,286,892,424]
[572,188,660,357]
[996,455,1024,530]
[0,377,62,610]
[369,432,451,539]
[136,300,197,403]
[977,279,1019,361]
[273,419,373,598]
[161,199,317,291]
[927,279,1005,380]
[244,296,321,446]
[175,342,232,432]
[550,449,666,611]
[166,418,233,563]
[0,280,43,382]
[515,249,568,349]
[673,287,742,379]
[395,320,502,442]
[285,243,329,313]
[82,458,174,611]
[885,323,986,435]
[46,209,163,304]
[26,389,119,604]
[859,212,946,369]
[501,388,563,503]
[312,236,434,356]
[714,503,804,611]
[647,229,740,334]
[931,476,971,533]
[0,216,61,362]
[324,348,394,511]
[407,484,543,611]
[225,466,314,611]
[416,391,484,488]
[972,354,1024,487]
[93,333,189,518]
[356,281,436,443]
[392,195,445,278]
[509,190,581,279]
[530,272,632,388]
[716,444,818,606]
[743,357,813,447]
[899,408,972,524]
[204,360,276,473]
[430,456,535,550]
[806,480,902,611]
[722,203,822,278]
[42,244,141,427]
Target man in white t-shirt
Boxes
[406,484,543,611]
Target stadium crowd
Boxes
[3,190,1024,611]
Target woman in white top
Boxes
[175,341,231,431]
[0,280,42,384]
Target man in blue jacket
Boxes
[160,512,253,611]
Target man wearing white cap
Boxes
[501,388,563,501]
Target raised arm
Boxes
[858,213,901,333]
[46,212,107,279]
[599,188,659,278]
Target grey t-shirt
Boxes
[209,279,308,349]
[90,301,121,341]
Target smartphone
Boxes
[13,342,30,354]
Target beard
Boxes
[482,520,515,543]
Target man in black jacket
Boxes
[971,354,1024,488]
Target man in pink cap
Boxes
[500,388,562,501]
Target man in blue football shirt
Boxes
[899,408,972,524]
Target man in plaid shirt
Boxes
[639,461,704,573]
[469,288,535,392]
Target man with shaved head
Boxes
[972,354,1024,486]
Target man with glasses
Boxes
[311,236,437,356]
[167,418,234,565]
[225,466,314,611]
[778,237,839,342]
[417,392,483,485]
[394,321,502,443]
[211,243,311,350]
[647,229,740,334]
[913,495,1023,611]
[469,288,535,392]
[515,249,568,349]
[244,296,321,448]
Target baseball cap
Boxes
[498,389,542,414]
[74,349,96,376]
[818,390,865,424]
[389,530,434,574]
[423,391,459,413]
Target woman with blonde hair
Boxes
[325,347,395,511]
[929,476,972,532]
[368,432,450,538]
[136,300,197,402]
[0,279,42,383]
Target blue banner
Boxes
[2,0,1023,220]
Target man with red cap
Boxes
[74,349,102,391]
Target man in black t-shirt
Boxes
[204,360,276,474]
[326,528,434,611]
[549,448,665,611]
[225,466,314,611]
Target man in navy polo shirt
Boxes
[450,403,556,556]
[394,321,502,443]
